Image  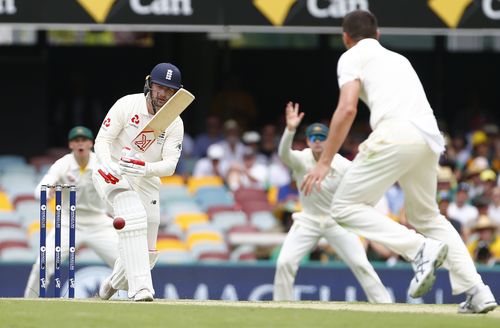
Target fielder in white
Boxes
[25,126,119,297]
[273,103,392,303]
[93,63,184,301]
[302,10,497,313]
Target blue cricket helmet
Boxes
[150,63,182,90]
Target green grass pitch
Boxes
[0,299,498,328]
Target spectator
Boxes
[192,143,229,178]
[447,182,479,240]
[175,132,197,176]
[193,115,224,158]
[242,130,267,164]
[487,187,500,226]
[226,146,268,191]
[217,119,246,164]
[476,169,497,202]
[465,156,490,200]
[438,191,464,239]
[437,165,456,195]
[467,215,500,266]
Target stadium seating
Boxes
[174,213,209,231]
[211,210,248,233]
[194,186,235,211]
[249,211,279,231]
[0,193,14,212]
[187,176,224,194]
[234,187,268,203]
[160,175,185,186]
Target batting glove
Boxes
[119,154,149,177]
[97,162,122,184]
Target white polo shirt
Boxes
[278,129,351,223]
[35,152,107,225]
[94,93,184,177]
[337,38,444,153]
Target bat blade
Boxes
[130,88,194,153]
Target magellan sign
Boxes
[1,0,500,34]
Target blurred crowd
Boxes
[175,115,500,266]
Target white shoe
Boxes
[134,289,154,302]
[458,285,497,314]
[99,276,117,300]
[408,239,448,298]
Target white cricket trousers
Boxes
[331,120,482,295]
[24,213,119,297]
[273,217,392,303]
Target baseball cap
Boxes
[471,131,488,146]
[150,63,182,90]
[480,169,497,182]
[457,182,470,193]
[242,131,261,144]
[437,166,454,183]
[207,144,224,160]
[68,126,93,141]
[306,123,328,142]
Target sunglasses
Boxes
[308,134,327,142]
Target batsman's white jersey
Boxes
[273,128,392,303]
[93,93,184,249]
[25,152,119,297]
[93,93,183,299]
[332,38,482,294]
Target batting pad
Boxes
[113,191,153,297]
[111,251,159,291]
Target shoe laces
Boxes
[460,294,473,311]
[413,246,429,283]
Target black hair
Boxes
[342,10,378,42]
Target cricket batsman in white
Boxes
[93,63,184,301]
[25,126,119,297]
[273,102,392,303]
[302,10,496,313]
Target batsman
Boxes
[93,62,190,301]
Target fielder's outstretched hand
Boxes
[285,101,304,131]
[301,162,330,196]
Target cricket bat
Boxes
[130,88,194,153]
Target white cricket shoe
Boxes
[99,276,117,300]
[134,289,154,302]
[458,284,497,314]
[408,239,448,298]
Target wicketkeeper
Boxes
[25,126,119,297]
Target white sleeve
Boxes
[277,128,303,171]
[34,158,65,199]
[146,117,184,177]
[94,97,127,164]
[337,50,362,88]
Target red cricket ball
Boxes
[113,217,126,230]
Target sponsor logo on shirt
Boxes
[102,117,111,128]
[131,114,140,125]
